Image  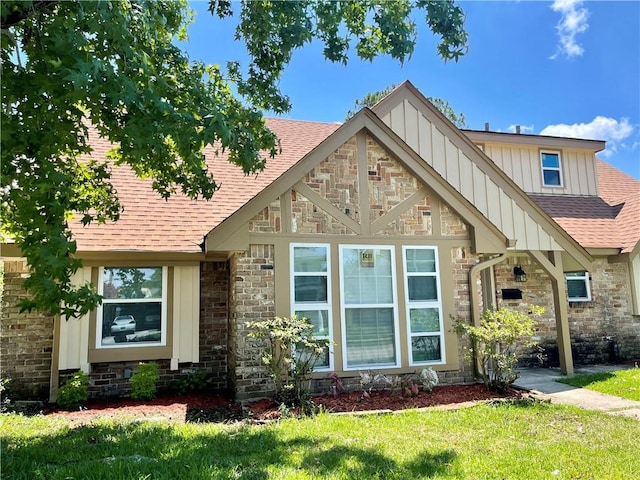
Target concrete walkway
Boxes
[514,365,640,420]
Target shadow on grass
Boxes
[301,444,456,479]
[2,419,458,479]
[556,372,616,388]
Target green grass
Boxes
[557,368,640,401]
[2,401,639,479]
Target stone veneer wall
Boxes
[228,246,276,400]
[0,260,55,400]
[494,256,640,366]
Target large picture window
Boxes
[340,246,399,370]
[291,245,332,370]
[403,247,444,364]
[97,267,167,348]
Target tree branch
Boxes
[1,0,58,29]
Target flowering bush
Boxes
[453,305,543,391]
[247,315,331,406]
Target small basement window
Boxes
[566,272,591,302]
[541,151,563,187]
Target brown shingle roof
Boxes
[530,160,640,253]
[71,118,339,252]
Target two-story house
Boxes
[2,81,638,401]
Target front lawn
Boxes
[557,368,640,401]
[2,401,639,479]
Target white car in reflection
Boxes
[110,315,136,335]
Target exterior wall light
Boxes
[513,266,527,282]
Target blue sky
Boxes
[181,1,640,180]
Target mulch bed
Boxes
[44,384,527,426]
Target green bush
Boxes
[247,315,331,407]
[453,305,543,392]
[173,369,209,395]
[57,371,89,409]
[130,362,160,400]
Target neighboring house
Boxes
[2,81,639,401]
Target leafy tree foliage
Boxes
[1,0,468,317]
[345,84,467,127]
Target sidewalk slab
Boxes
[514,366,640,420]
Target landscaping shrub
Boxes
[173,369,209,395]
[247,315,331,407]
[130,362,160,400]
[453,305,543,391]
[56,371,89,410]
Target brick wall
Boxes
[1,260,56,400]
[450,247,479,383]
[228,246,276,400]
[494,256,640,366]
[199,261,229,390]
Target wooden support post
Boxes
[528,250,574,375]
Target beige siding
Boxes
[59,267,92,371]
[383,100,566,251]
[486,144,597,196]
[172,265,200,364]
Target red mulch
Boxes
[47,384,526,426]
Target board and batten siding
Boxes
[58,267,92,372]
[484,144,598,196]
[381,99,563,252]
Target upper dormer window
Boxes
[541,151,563,187]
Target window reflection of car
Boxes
[110,315,136,335]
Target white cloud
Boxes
[540,116,635,157]
[550,0,590,59]
[508,124,534,134]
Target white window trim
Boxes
[290,243,333,372]
[566,271,592,302]
[541,150,564,188]
[402,246,445,366]
[339,244,401,371]
[96,266,168,349]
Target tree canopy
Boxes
[345,84,467,127]
[1,0,468,317]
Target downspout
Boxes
[469,254,507,327]
[467,254,507,376]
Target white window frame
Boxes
[96,266,168,349]
[290,243,333,372]
[403,246,445,366]
[339,244,400,371]
[566,271,592,302]
[540,150,564,188]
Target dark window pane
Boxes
[408,276,438,301]
[567,279,588,299]
[543,169,561,186]
[411,336,441,362]
[294,276,327,302]
[101,302,162,346]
